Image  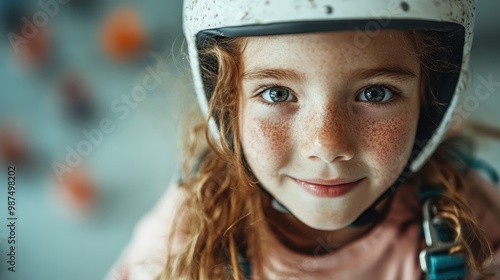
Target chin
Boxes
[307,222,350,231]
[294,209,359,231]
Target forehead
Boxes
[242,30,419,73]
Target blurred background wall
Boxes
[0,1,498,279]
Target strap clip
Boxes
[419,198,455,273]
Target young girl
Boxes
[108,0,500,279]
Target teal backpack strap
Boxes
[233,248,251,279]
[446,140,499,184]
[469,158,499,184]
[418,189,467,280]
[240,256,252,279]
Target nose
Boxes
[301,103,356,163]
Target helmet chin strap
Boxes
[348,173,404,227]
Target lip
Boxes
[291,177,364,198]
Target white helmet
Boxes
[183,0,474,215]
[184,0,474,173]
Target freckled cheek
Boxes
[241,117,292,170]
[359,117,416,170]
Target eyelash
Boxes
[255,83,296,106]
[357,83,404,108]
[254,83,404,107]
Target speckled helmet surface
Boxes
[183,0,475,174]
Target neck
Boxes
[262,194,393,256]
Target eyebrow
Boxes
[353,66,417,82]
[242,68,305,82]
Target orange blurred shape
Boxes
[17,28,52,67]
[58,168,96,211]
[100,6,147,62]
[0,126,28,165]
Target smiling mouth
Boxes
[291,177,365,198]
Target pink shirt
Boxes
[107,172,500,279]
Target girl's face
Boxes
[239,30,421,230]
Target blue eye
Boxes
[357,85,394,103]
[261,86,296,103]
